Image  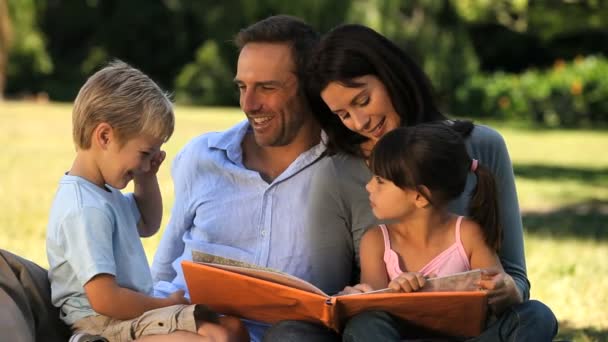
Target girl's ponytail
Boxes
[469,160,502,251]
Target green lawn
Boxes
[1,101,607,341]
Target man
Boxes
[151,15,326,341]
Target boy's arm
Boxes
[84,273,187,320]
[134,151,165,237]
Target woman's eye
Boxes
[375,176,384,184]
[335,112,350,120]
[357,96,370,107]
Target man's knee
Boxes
[263,320,337,342]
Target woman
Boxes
[304,24,557,341]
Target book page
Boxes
[192,251,329,296]
[419,269,482,292]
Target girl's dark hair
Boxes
[369,123,502,251]
[308,24,473,157]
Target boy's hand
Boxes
[388,272,426,292]
[166,289,190,306]
[148,150,166,175]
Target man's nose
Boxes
[241,88,262,113]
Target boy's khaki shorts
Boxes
[72,304,199,342]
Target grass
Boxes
[1,101,607,341]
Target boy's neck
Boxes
[69,149,106,189]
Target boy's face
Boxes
[100,134,164,189]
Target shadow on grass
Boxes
[513,164,608,186]
[522,200,608,241]
[556,320,608,342]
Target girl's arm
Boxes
[359,227,391,290]
[461,218,522,314]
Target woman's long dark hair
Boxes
[369,123,502,251]
[307,24,473,157]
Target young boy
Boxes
[46,60,248,342]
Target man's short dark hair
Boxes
[235,15,319,81]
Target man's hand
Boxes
[478,268,523,314]
[388,272,426,293]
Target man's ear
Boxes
[414,185,432,209]
[92,123,114,150]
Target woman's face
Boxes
[321,75,401,148]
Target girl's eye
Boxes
[375,176,384,184]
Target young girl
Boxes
[353,122,503,294]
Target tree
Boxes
[0,0,12,99]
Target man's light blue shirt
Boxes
[151,120,326,341]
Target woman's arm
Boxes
[471,125,529,311]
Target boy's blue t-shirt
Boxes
[46,174,153,325]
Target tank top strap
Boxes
[455,216,464,243]
[379,224,391,252]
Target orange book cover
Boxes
[182,259,488,337]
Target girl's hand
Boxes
[478,268,523,314]
[337,283,374,295]
[388,272,426,293]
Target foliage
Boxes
[453,56,608,127]
[5,0,52,96]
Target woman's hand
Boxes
[337,283,374,295]
[478,268,523,314]
[388,272,426,293]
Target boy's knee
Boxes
[218,316,249,342]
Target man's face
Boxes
[235,42,309,147]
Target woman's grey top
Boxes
[306,124,530,300]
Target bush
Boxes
[452,55,608,127]
[173,40,236,106]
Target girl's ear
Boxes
[414,185,432,209]
[92,122,114,150]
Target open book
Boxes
[182,252,488,337]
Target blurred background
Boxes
[1,0,607,341]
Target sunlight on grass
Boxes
[2,101,607,340]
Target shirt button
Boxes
[261,230,266,237]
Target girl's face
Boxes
[321,75,401,149]
[365,175,415,220]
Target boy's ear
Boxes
[93,123,114,150]
[414,185,432,209]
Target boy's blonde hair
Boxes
[72,60,174,149]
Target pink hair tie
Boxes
[470,159,479,172]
